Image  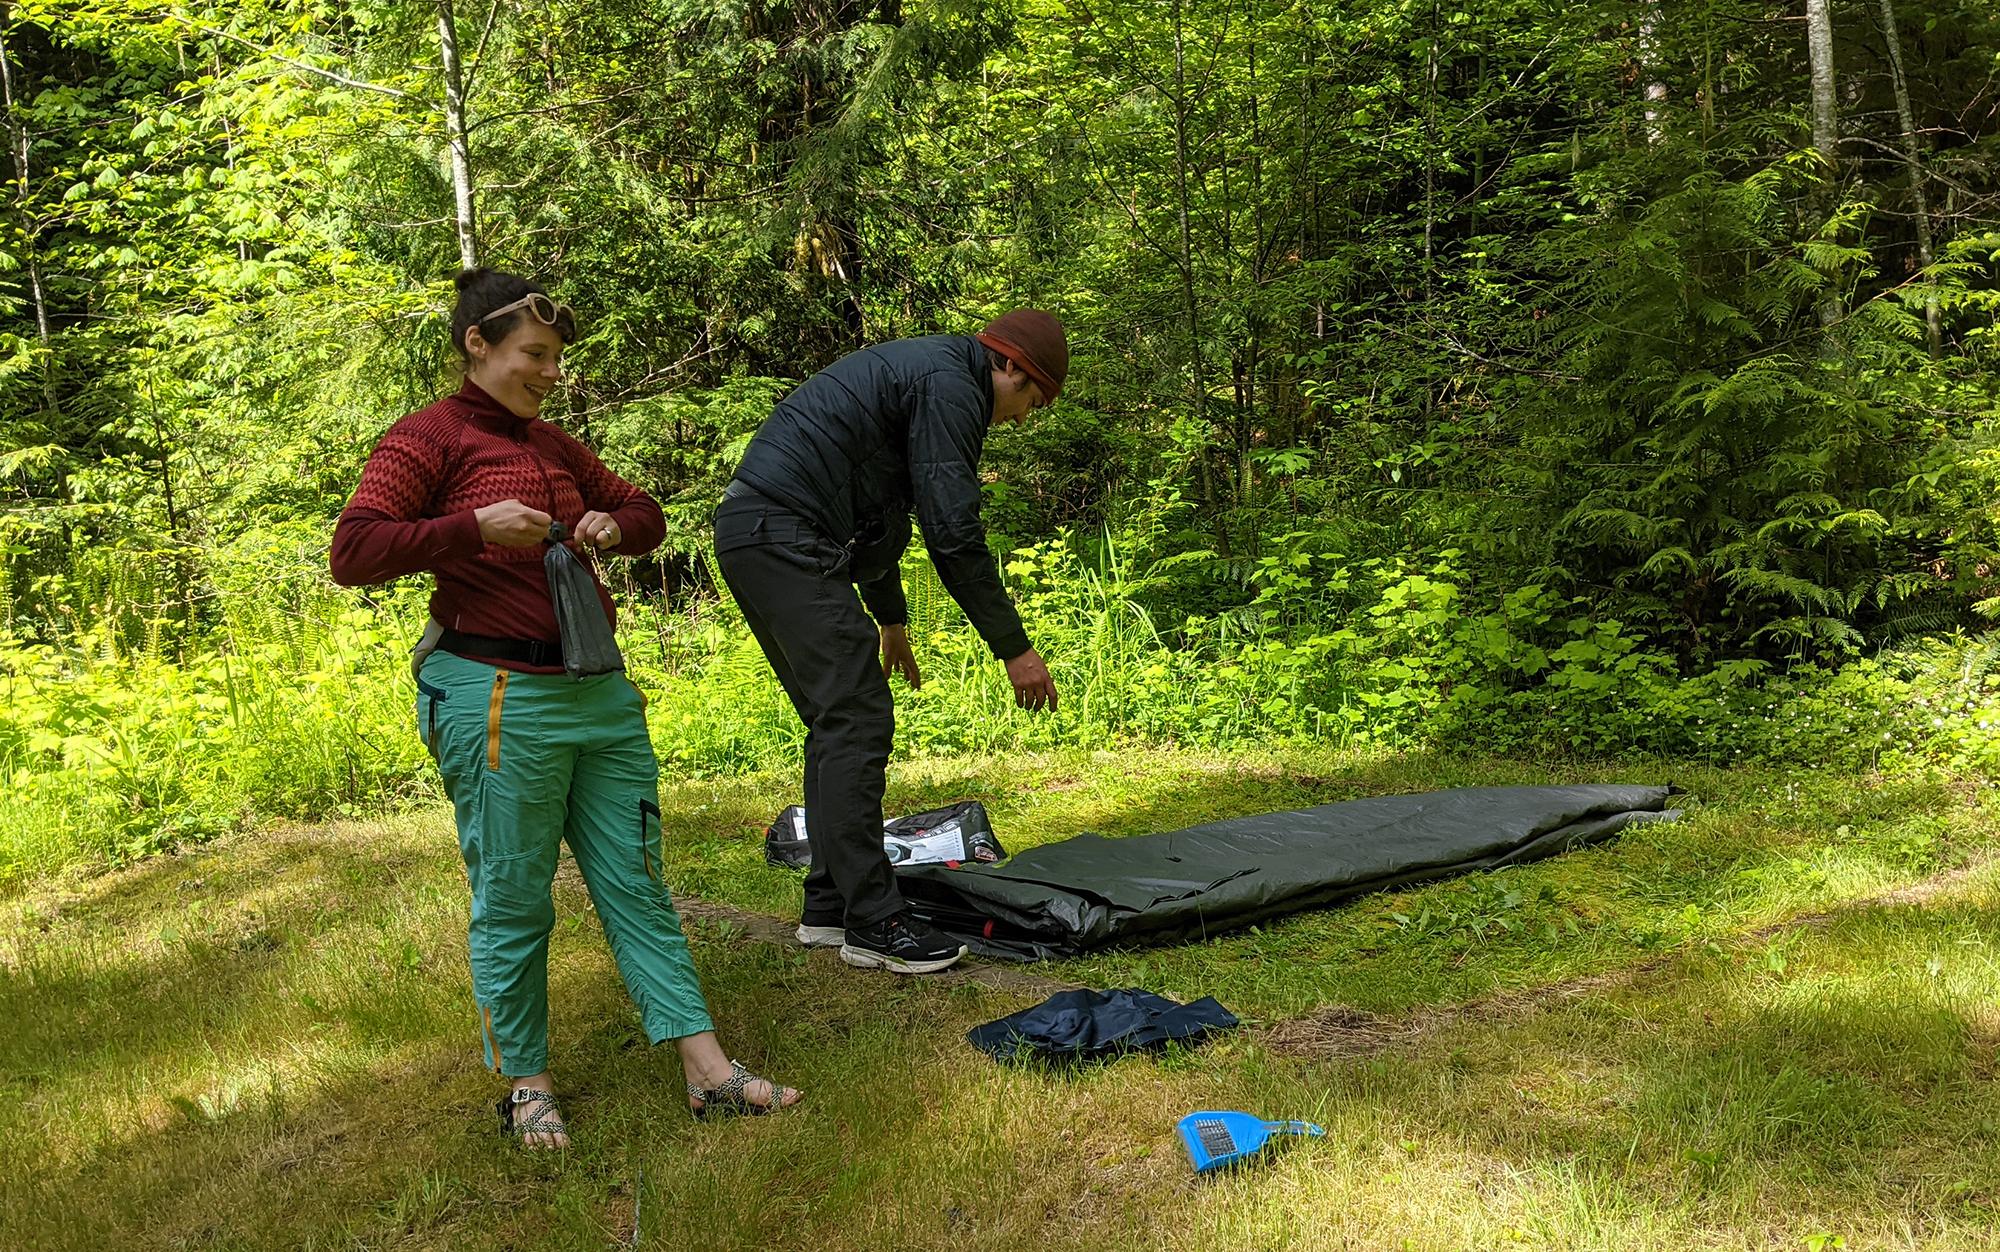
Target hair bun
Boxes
[450,267,562,357]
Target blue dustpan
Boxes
[1177,1110,1325,1173]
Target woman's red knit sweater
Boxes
[330,380,665,673]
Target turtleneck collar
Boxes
[454,377,531,433]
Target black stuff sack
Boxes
[543,522,624,679]
[766,800,1006,869]
[966,988,1240,1063]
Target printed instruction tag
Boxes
[783,807,971,866]
[883,815,967,865]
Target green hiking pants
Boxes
[417,650,714,1077]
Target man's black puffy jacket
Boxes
[728,335,1031,661]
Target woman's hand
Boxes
[577,510,623,550]
[881,624,922,690]
[475,499,554,548]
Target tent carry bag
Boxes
[543,521,625,678]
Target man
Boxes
[713,310,1067,974]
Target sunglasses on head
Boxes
[479,292,576,342]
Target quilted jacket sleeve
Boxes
[907,367,1031,661]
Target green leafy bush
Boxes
[13,532,2000,885]
[0,568,433,882]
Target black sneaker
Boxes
[840,913,968,974]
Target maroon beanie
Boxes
[976,309,1069,401]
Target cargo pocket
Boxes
[416,677,450,753]
[639,799,662,882]
[485,670,508,771]
[814,539,852,580]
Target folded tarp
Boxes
[897,784,1680,960]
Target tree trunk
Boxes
[436,0,477,269]
[146,380,179,538]
[1877,0,1940,355]
[1422,14,1437,305]
[1639,0,1666,143]
[0,5,55,415]
[1804,0,1840,332]
[1300,36,1322,347]
[1171,0,1229,558]
[1804,0,1837,164]
[1246,33,1264,503]
[0,8,49,344]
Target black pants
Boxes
[714,492,901,928]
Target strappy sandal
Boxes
[686,1060,801,1120]
[497,1086,570,1147]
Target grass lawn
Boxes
[4,746,1999,1249]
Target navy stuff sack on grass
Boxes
[899,784,1683,960]
[543,522,625,678]
[766,800,1006,869]
[965,988,1239,1062]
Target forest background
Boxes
[0,0,1997,879]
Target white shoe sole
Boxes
[796,924,845,948]
[838,942,968,975]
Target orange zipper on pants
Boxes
[486,671,508,770]
[482,1005,503,1073]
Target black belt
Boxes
[438,628,564,668]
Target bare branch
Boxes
[464,0,507,94]
[171,16,424,104]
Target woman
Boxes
[331,268,799,1148]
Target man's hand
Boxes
[881,624,922,690]
[1005,648,1058,712]
[475,499,554,548]
[577,510,623,550]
